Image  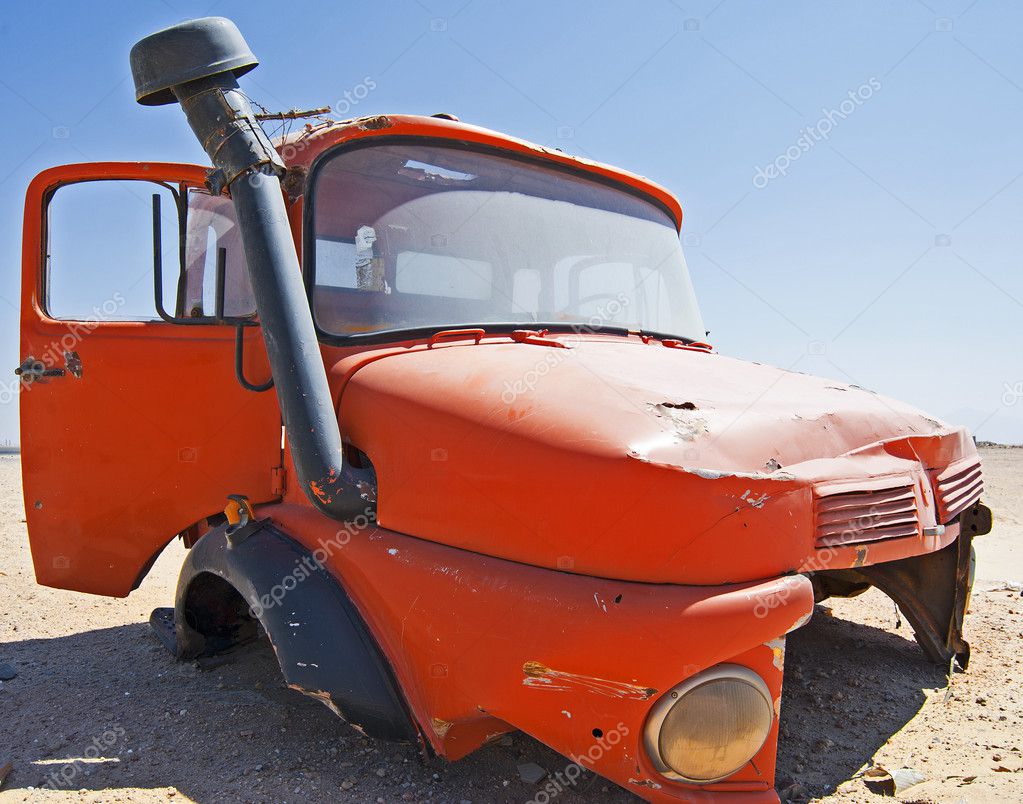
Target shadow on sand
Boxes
[1,594,944,802]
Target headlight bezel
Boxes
[643,663,775,784]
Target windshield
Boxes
[308,141,705,341]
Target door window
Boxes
[45,180,256,323]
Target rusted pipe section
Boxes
[130,17,367,520]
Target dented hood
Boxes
[337,337,978,584]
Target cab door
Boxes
[19,163,283,596]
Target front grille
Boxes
[814,483,920,548]
[935,458,984,522]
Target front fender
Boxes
[174,519,418,743]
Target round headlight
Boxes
[644,665,774,783]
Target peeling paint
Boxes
[355,479,377,503]
[636,460,796,482]
[648,402,709,441]
[788,611,813,632]
[740,489,769,509]
[521,661,656,700]
[628,778,662,789]
[765,637,786,670]
[308,479,332,505]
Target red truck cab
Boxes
[17,17,991,802]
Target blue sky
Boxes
[1,0,1021,445]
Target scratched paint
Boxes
[289,685,343,719]
[521,661,656,700]
[431,717,453,738]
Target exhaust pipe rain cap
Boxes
[130,16,258,106]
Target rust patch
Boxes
[281,165,307,199]
[854,545,869,568]
[522,661,656,700]
[64,351,83,379]
[357,115,392,130]
[431,717,453,738]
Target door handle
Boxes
[15,357,65,382]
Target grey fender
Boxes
[172,519,418,742]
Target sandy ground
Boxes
[0,448,1020,803]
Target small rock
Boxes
[0,664,16,681]
[778,781,806,802]
[891,767,926,793]
[517,762,547,785]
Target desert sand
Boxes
[0,448,1020,803]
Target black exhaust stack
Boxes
[130,17,367,521]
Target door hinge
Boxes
[271,466,287,497]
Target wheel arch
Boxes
[173,518,419,743]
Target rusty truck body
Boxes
[17,17,991,802]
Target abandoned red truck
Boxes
[17,16,992,802]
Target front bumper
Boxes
[271,504,814,802]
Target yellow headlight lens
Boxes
[646,666,774,783]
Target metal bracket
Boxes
[857,529,974,669]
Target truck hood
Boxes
[336,337,979,584]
